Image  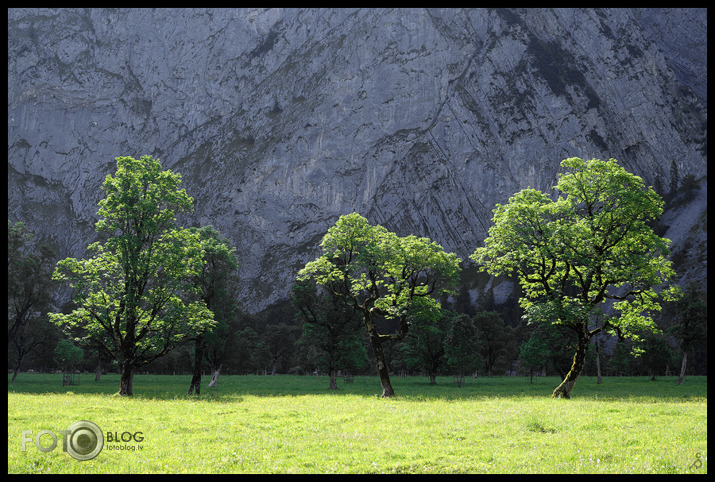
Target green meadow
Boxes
[7,373,707,474]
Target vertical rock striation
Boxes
[8,8,707,311]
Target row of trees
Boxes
[8,156,707,398]
[294,286,706,384]
[295,158,691,398]
[9,265,705,382]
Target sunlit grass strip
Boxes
[8,374,707,473]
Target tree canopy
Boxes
[50,155,215,395]
[471,158,680,398]
[187,225,239,395]
[293,279,366,389]
[8,220,57,381]
[298,212,460,396]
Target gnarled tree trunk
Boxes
[366,327,395,397]
[552,332,589,399]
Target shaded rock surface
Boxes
[8,8,707,312]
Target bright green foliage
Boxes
[298,212,460,396]
[299,213,460,338]
[50,156,215,395]
[471,158,680,397]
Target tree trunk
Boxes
[329,369,338,390]
[95,351,102,382]
[188,336,204,395]
[552,332,589,399]
[428,372,437,385]
[676,350,687,385]
[119,362,134,396]
[11,348,26,382]
[595,342,602,384]
[208,364,222,388]
[366,328,395,397]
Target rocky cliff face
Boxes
[8,8,707,312]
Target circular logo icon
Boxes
[66,421,104,461]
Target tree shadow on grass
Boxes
[7,374,707,402]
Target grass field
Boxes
[7,373,707,474]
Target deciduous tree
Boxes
[51,156,215,396]
[293,279,366,389]
[472,311,512,377]
[8,221,57,381]
[187,226,238,395]
[298,213,460,397]
[396,308,450,385]
[669,283,706,385]
[472,158,679,398]
[518,330,549,383]
[444,313,482,381]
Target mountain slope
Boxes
[8,8,707,311]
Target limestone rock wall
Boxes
[8,8,707,311]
